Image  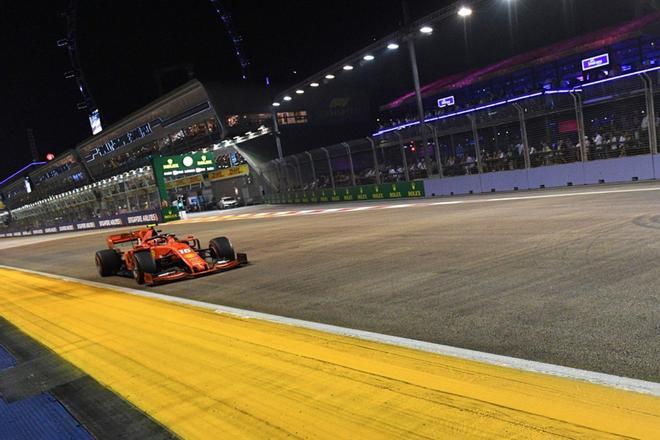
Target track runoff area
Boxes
[1,183,660,438]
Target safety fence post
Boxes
[571,91,588,162]
[468,115,483,174]
[425,124,443,177]
[642,73,658,155]
[305,151,317,185]
[321,147,335,189]
[395,132,410,182]
[513,103,531,169]
[291,155,303,189]
[342,142,357,187]
[366,137,381,185]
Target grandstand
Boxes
[0,80,275,234]
[2,14,659,233]
[264,14,660,195]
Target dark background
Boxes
[0,0,649,176]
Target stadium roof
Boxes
[384,11,660,110]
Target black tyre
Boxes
[95,249,121,277]
[132,251,157,285]
[209,237,235,261]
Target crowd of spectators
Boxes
[90,119,221,179]
[280,118,656,191]
[216,151,248,169]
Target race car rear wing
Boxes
[107,232,139,247]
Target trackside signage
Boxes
[266,181,425,204]
[154,152,216,178]
[127,212,160,224]
[0,209,162,239]
[208,164,249,182]
[152,151,216,202]
[582,53,610,71]
[161,206,181,223]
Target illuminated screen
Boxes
[581,53,609,71]
[437,96,456,108]
[89,109,103,135]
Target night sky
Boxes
[0,0,646,177]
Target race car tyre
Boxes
[209,237,235,261]
[132,251,157,285]
[95,249,122,277]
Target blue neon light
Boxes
[579,65,660,88]
[544,89,576,95]
[0,162,47,186]
[374,66,660,137]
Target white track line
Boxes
[134,185,660,226]
[384,204,415,209]
[345,206,377,212]
[476,186,660,203]
[429,201,465,206]
[1,264,657,397]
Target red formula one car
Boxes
[95,226,247,286]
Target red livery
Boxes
[95,226,247,286]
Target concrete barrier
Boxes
[425,154,657,197]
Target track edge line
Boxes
[1,264,658,397]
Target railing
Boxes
[264,68,660,196]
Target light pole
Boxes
[269,76,284,160]
[402,1,426,128]
[402,2,473,126]
[270,108,284,160]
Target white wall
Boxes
[424,154,658,197]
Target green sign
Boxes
[266,181,425,204]
[154,152,216,177]
[152,151,216,202]
[161,206,181,223]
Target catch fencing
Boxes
[263,68,660,201]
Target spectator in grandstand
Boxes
[594,132,606,160]
[515,141,524,157]
[623,132,635,155]
[575,136,591,161]
[641,114,659,149]
[618,133,626,149]
[464,155,476,174]
[607,133,619,158]
[540,142,553,166]
[387,166,398,181]
[455,144,464,160]
[445,156,456,176]
[641,113,660,131]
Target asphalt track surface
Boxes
[2,183,660,382]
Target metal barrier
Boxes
[264,180,426,204]
[264,69,660,201]
[4,167,160,233]
[0,209,162,239]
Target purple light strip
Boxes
[506,91,544,103]
[374,66,660,137]
[425,100,509,123]
[544,89,575,94]
[0,162,46,187]
[578,65,660,88]
[374,121,421,136]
